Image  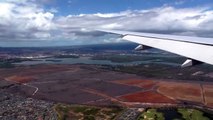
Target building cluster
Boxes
[0,91,57,120]
[117,108,143,120]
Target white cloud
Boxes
[55,6,213,40]
[49,8,58,13]
[0,0,55,41]
[23,12,54,31]
[174,0,186,5]
[0,0,213,45]
[100,23,122,29]
[0,2,14,20]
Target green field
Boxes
[92,54,185,63]
[137,108,211,120]
[178,108,210,120]
[54,104,123,120]
[138,109,165,120]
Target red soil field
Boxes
[6,75,35,83]
[113,79,145,86]
[1,64,212,108]
[0,65,71,77]
[18,65,70,76]
[112,79,157,90]
[112,79,157,89]
[137,80,157,89]
[203,85,213,107]
[118,91,176,103]
[157,82,202,103]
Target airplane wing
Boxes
[98,29,213,67]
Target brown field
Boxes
[118,91,176,103]
[5,75,35,83]
[112,79,145,86]
[137,80,157,89]
[0,64,70,78]
[0,65,142,106]
[0,64,213,108]
[113,79,213,108]
[112,79,157,90]
[203,85,213,107]
[157,82,202,103]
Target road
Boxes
[4,78,58,96]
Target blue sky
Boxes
[0,0,213,47]
[47,0,213,15]
[51,0,213,15]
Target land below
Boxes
[0,64,213,119]
[0,43,213,120]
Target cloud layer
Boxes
[0,0,55,41]
[0,0,213,45]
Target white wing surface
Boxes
[99,29,213,67]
